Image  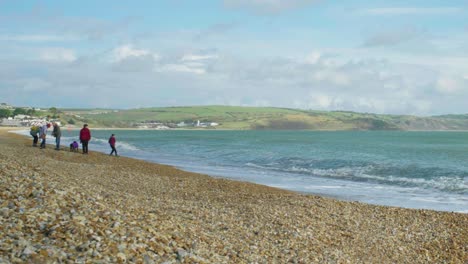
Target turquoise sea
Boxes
[20,130,468,213]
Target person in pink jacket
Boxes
[79,124,91,154]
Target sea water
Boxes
[18,129,468,213]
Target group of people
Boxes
[30,122,58,149]
[30,123,118,156]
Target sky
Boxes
[0,0,467,115]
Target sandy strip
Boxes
[0,128,466,263]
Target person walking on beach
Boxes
[30,124,39,147]
[108,134,118,156]
[79,124,91,154]
[52,122,61,150]
[39,122,51,149]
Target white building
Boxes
[14,115,31,120]
[1,118,22,126]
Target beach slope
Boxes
[0,129,466,263]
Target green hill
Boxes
[59,106,468,131]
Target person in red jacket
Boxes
[79,124,91,154]
[108,134,118,156]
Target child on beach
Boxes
[70,141,79,152]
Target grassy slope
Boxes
[60,106,468,130]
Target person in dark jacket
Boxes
[108,134,118,156]
[79,124,91,154]
[52,122,61,150]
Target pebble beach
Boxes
[0,128,467,263]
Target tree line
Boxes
[0,107,60,119]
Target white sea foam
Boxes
[10,129,29,136]
[92,137,140,151]
[268,165,468,194]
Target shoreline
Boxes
[8,127,468,213]
[4,125,468,132]
[0,128,467,262]
[7,128,367,207]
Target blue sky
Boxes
[1,0,467,115]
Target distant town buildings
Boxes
[1,102,220,129]
[0,103,51,127]
[136,120,220,129]
[1,117,48,127]
[14,114,30,120]
[194,120,219,128]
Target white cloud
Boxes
[355,98,386,113]
[2,2,467,115]
[304,51,321,64]
[252,99,271,107]
[0,34,80,42]
[2,43,468,115]
[294,94,345,111]
[0,4,136,43]
[110,45,160,72]
[39,48,76,62]
[313,94,332,108]
[155,51,219,75]
[193,23,236,41]
[21,78,51,92]
[181,54,219,62]
[112,55,156,73]
[112,45,158,61]
[311,70,351,86]
[158,64,206,75]
[224,0,319,14]
[363,27,426,47]
[413,100,432,113]
[436,76,466,94]
[361,7,463,16]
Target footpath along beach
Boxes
[0,128,467,263]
